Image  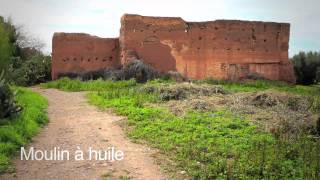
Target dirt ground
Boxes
[2,88,167,180]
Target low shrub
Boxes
[57,60,161,83]
[251,93,278,107]
[247,72,266,80]
[316,67,320,83]
[122,60,160,83]
[10,54,51,86]
[0,71,21,120]
[163,71,187,82]
[141,83,229,101]
[57,69,122,81]
[317,117,320,136]
[291,51,320,85]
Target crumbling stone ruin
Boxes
[52,14,296,82]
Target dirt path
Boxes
[3,88,167,180]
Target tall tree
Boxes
[0,16,13,73]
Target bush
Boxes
[247,72,266,80]
[57,60,159,83]
[0,71,21,120]
[122,60,159,83]
[162,71,186,82]
[141,83,228,101]
[316,67,320,83]
[291,51,320,85]
[316,117,320,136]
[0,16,51,87]
[71,69,125,81]
[10,54,51,86]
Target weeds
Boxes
[141,83,228,101]
[57,60,160,83]
[88,87,319,179]
[203,78,320,97]
[0,87,48,173]
[101,172,113,180]
[0,71,21,120]
[42,77,137,92]
[43,78,320,179]
[119,175,130,180]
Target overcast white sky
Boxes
[0,0,319,57]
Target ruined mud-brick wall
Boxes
[120,14,295,82]
[52,14,295,82]
[52,33,120,79]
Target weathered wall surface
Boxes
[52,14,295,83]
[120,14,295,82]
[52,33,120,79]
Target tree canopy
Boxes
[291,51,320,85]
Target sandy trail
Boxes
[3,88,167,180]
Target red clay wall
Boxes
[52,33,120,79]
[52,14,295,83]
[119,14,295,82]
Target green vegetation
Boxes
[0,16,51,86]
[0,87,48,173]
[101,172,113,180]
[0,16,50,173]
[202,79,320,115]
[0,17,13,72]
[291,51,320,85]
[0,71,21,119]
[202,78,320,96]
[10,54,51,86]
[119,175,130,180]
[43,78,320,179]
[58,59,161,83]
[43,77,137,91]
[101,173,130,180]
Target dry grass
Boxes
[141,82,228,101]
[148,83,318,139]
[230,91,317,138]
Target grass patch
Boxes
[88,87,319,179]
[42,77,137,92]
[44,77,320,97]
[43,78,320,179]
[202,79,320,96]
[0,87,48,173]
